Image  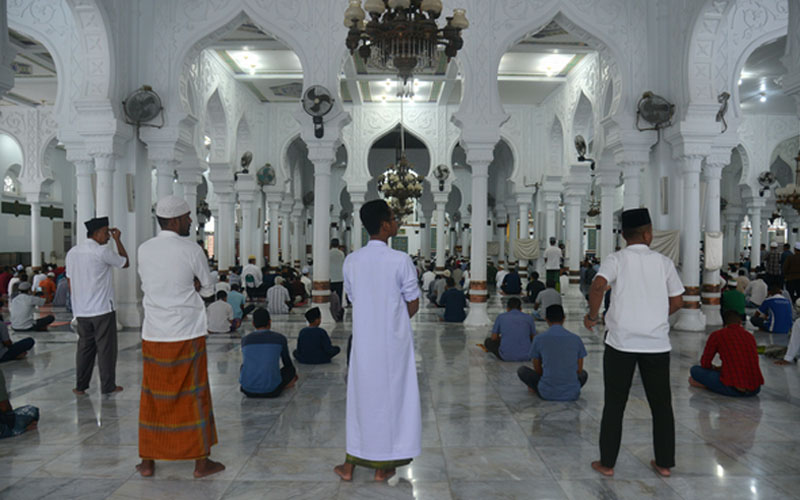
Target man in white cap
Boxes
[65,216,129,396]
[764,241,783,287]
[136,195,224,478]
[300,267,312,297]
[266,276,292,314]
[783,242,800,302]
[241,255,265,300]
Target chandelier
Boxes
[775,147,800,212]
[377,86,423,219]
[344,0,469,83]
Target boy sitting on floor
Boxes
[689,310,764,397]
[207,290,234,334]
[240,308,297,398]
[517,305,588,400]
[293,307,341,364]
[482,297,536,361]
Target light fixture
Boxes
[759,93,767,102]
[433,164,449,191]
[377,90,423,220]
[345,0,468,83]
[738,78,742,85]
[774,146,800,212]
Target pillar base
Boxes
[566,282,584,300]
[464,302,491,326]
[116,301,142,328]
[702,304,723,327]
[318,301,336,328]
[674,308,706,332]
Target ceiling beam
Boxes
[509,42,595,54]
[437,61,459,106]
[343,57,362,105]
[207,40,291,51]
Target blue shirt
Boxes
[492,309,536,361]
[758,295,793,334]
[227,290,246,319]
[240,329,294,394]
[440,288,467,322]
[295,326,337,364]
[502,272,522,294]
[529,325,587,401]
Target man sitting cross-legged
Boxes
[517,304,588,400]
[240,308,298,398]
[294,307,341,364]
[532,279,562,321]
[0,299,34,362]
[689,310,764,397]
[750,283,792,334]
[482,297,536,361]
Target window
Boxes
[3,174,20,196]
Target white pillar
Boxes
[724,210,743,266]
[350,191,366,251]
[675,156,705,332]
[292,206,304,268]
[74,159,95,244]
[259,192,267,268]
[702,162,724,326]
[308,145,335,324]
[597,170,618,261]
[507,207,517,268]
[621,162,643,210]
[465,157,491,326]
[280,203,291,264]
[748,199,764,268]
[216,191,235,272]
[434,196,447,270]
[518,199,530,240]
[211,207,219,260]
[153,160,175,201]
[177,170,202,241]
[495,207,507,268]
[266,196,281,269]
[28,199,41,269]
[420,212,431,261]
[93,154,116,219]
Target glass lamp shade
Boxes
[364,0,386,15]
[388,0,411,9]
[450,8,469,29]
[421,0,443,14]
[344,0,366,27]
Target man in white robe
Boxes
[334,199,421,482]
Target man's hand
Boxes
[583,314,600,332]
[194,277,202,292]
[110,227,122,240]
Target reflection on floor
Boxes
[1,291,800,500]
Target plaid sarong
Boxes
[139,337,217,460]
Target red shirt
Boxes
[0,272,11,296]
[701,324,764,391]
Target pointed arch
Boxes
[204,89,229,163]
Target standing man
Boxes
[66,217,128,396]
[783,242,800,301]
[334,199,420,482]
[764,241,783,287]
[544,237,562,290]
[329,238,345,303]
[136,196,224,479]
[584,208,684,478]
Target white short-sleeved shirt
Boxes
[66,239,128,318]
[206,300,233,333]
[137,230,214,342]
[10,294,45,330]
[330,248,345,283]
[597,244,684,353]
[214,281,231,294]
[544,245,562,270]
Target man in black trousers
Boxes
[583,208,684,478]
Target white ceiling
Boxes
[1,29,57,107]
[739,36,795,115]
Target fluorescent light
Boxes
[760,95,767,102]
[738,78,742,85]
[536,54,573,77]
[385,79,392,87]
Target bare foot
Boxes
[72,388,86,396]
[25,420,38,432]
[591,461,614,477]
[476,344,489,353]
[15,351,28,360]
[774,359,792,366]
[285,375,299,390]
[334,463,354,481]
[650,459,671,477]
[688,376,705,389]
[136,459,155,477]
[103,386,124,395]
[374,468,396,481]
[193,458,225,478]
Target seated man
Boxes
[431,270,449,306]
[750,284,793,334]
[689,310,764,397]
[227,284,254,330]
[0,299,34,362]
[526,271,545,304]
[744,274,768,309]
[501,267,522,295]
[0,369,39,438]
[9,282,54,332]
[483,297,536,361]
[240,308,297,398]
[207,291,234,334]
[517,305,588,400]
[242,256,267,299]
[721,279,746,323]
[266,277,292,315]
[293,307,340,364]
[287,275,309,306]
[214,274,231,294]
[776,309,800,366]
[39,272,57,304]
[532,280,562,321]
[439,277,467,323]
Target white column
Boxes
[621,162,643,210]
[74,159,95,244]
[518,199,530,240]
[308,145,335,323]
[239,196,254,265]
[266,196,281,269]
[280,204,291,264]
[292,206,304,268]
[177,170,202,240]
[28,199,41,270]
[93,154,116,219]
[216,190,235,272]
[675,156,705,332]
[434,196,447,270]
[724,210,743,266]
[465,157,491,326]
[211,207,219,260]
[702,162,724,326]
[507,206,517,268]
[153,160,175,201]
[420,212,431,261]
[462,219,471,258]
[259,192,267,268]
[350,191,366,251]
[748,198,765,269]
[495,207,507,268]
[597,171,618,261]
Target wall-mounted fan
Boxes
[635,91,675,132]
[302,85,334,138]
[757,171,777,197]
[257,163,276,187]
[122,85,164,128]
[433,164,450,191]
[574,135,595,170]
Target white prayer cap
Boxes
[18,282,30,291]
[443,270,451,277]
[795,242,800,251]
[302,267,309,274]
[274,276,284,285]
[156,195,191,219]
[770,241,778,248]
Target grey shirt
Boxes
[9,294,45,330]
[536,288,562,313]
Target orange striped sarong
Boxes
[139,336,218,460]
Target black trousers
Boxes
[0,337,35,362]
[599,345,675,469]
[75,311,118,394]
[14,315,55,332]
[517,366,588,397]
[241,365,297,399]
[787,279,800,302]
[483,336,502,360]
[330,282,344,303]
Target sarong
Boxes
[346,453,412,470]
[139,336,217,460]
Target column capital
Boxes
[177,168,203,186]
[743,196,766,210]
[514,193,532,205]
[679,155,703,175]
[702,162,724,181]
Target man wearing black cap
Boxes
[65,216,129,396]
[584,208,684,478]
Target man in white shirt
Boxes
[9,282,54,331]
[744,273,768,308]
[421,264,436,299]
[543,237,562,289]
[65,216,129,396]
[300,267,312,297]
[584,208,684,479]
[136,195,224,479]
[334,199,421,482]
[266,277,292,314]
[329,238,345,302]
[214,274,231,294]
[495,265,509,291]
[31,269,47,293]
[241,256,265,299]
[207,291,234,333]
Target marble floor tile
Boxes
[0,477,127,500]
[449,478,567,500]
[537,443,655,480]
[557,478,682,500]
[664,476,796,499]
[437,417,527,447]
[29,445,139,479]
[336,480,452,500]
[443,446,551,481]
[108,478,232,500]
[220,480,341,500]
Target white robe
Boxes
[343,240,421,461]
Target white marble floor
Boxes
[2,292,800,500]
